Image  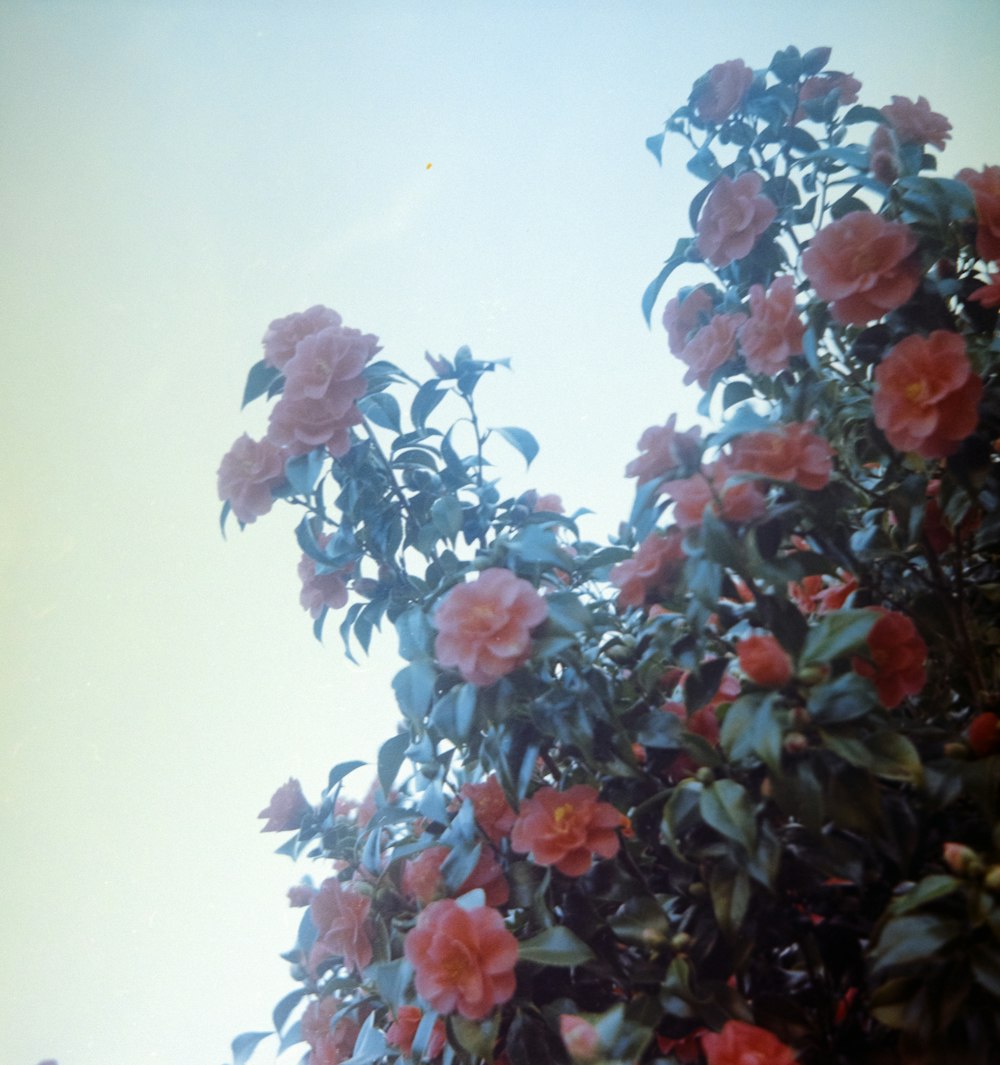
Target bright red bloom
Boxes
[309,877,373,975]
[460,774,517,845]
[802,211,920,325]
[386,1005,447,1059]
[433,568,548,686]
[738,275,806,375]
[969,272,1000,308]
[217,433,287,524]
[663,700,721,782]
[702,1019,797,1065]
[404,899,518,1020]
[656,1030,705,1063]
[697,173,777,269]
[873,331,982,458]
[957,165,1000,262]
[729,422,834,490]
[662,285,714,354]
[258,777,310,832]
[692,59,753,123]
[625,414,702,484]
[402,844,509,908]
[559,1015,601,1063]
[967,712,1000,757]
[853,610,927,709]
[881,95,952,150]
[610,528,686,609]
[675,311,746,389]
[511,784,623,876]
[737,634,794,688]
[302,997,361,1065]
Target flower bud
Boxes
[670,932,693,952]
[942,841,982,877]
[984,866,1000,894]
[783,731,809,755]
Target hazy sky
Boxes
[3,3,999,1064]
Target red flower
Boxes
[793,72,861,123]
[302,997,361,1065]
[868,125,900,186]
[460,774,517,845]
[738,275,805,375]
[956,165,1000,262]
[386,1006,447,1059]
[737,634,794,688]
[258,777,310,832]
[511,784,623,876]
[675,312,746,389]
[433,568,548,687]
[402,844,509,908]
[696,173,777,268]
[969,272,1000,307]
[853,610,927,709]
[729,422,834,491]
[881,95,952,150]
[663,701,721,782]
[625,414,702,484]
[967,712,1000,757]
[404,899,518,1020]
[663,459,767,529]
[801,211,920,325]
[873,331,982,458]
[692,59,753,123]
[702,1020,797,1065]
[662,285,715,354]
[656,1030,705,1063]
[309,877,373,975]
[610,528,686,609]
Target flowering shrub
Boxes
[220,44,1000,1065]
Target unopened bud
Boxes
[783,731,809,755]
[797,664,829,686]
[984,866,1000,893]
[942,841,981,877]
[670,932,693,952]
[695,767,714,784]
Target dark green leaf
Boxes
[393,660,437,724]
[646,130,666,164]
[231,1031,272,1065]
[358,391,402,433]
[241,360,281,408]
[377,732,410,795]
[807,672,877,724]
[491,426,539,468]
[687,146,721,182]
[411,380,448,430]
[430,494,463,540]
[800,609,878,666]
[284,449,325,495]
[518,925,595,966]
[273,988,307,1034]
[641,240,695,325]
[700,779,757,851]
[871,914,961,971]
[328,760,367,790]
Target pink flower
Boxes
[881,95,952,150]
[868,125,900,186]
[404,899,518,1019]
[663,286,715,354]
[801,212,920,325]
[738,275,805,374]
[610,528,686,609]
[675,312,746,388]
[386,1005,447,1059]
[298,536,351,618]
[853,610,927,709]
[461,774,517,845]
[402,844,509,908]
[433,568,548,686]
[728,422,834,490]
[288,884,316,907]
[702,1019,797,1065]
[258,778,310,832]
[263,305,344,370]
[793,72,861,123]
[302,997,361,1065]
[267,392,364,458]
[737,634,794,688]
[533,493,565,513]
[625,415,702,484]
[692,59,753,123]
[559,1015,601,1063]
[217,433,287,524]
[696,173,777,268]
[511,784,624,876]
[958,166,1000,261]
[873,331,983,458]
[662,459,767,528]
[309,877,373,975]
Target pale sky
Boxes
[3,3,999,1064]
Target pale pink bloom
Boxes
[793,72,861,123]
[610,528,686,609]
[662,285,714,354]
[298,538,351,618]
[738,275,805,375]
[696,173,777,268]
[868,125,900,186]
[282,325,379,403]
[433,568,548,686]
[728,422,834,490]
[692,59,753,123]
[267,392,364,458]
[958,166,1000,262]
[262,305,343,369]
[217,433,287,524]
[560,1015,602,1063]
[302,997,361,1065]
[663,459,767,528]
[881,95,952,150]
[625,414,702,484]
[259,778,311,832]
[675,312,746,388]
[533,493,565,513]
[309,876,373,975]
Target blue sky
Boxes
[2,3,999,1063]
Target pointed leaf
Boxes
[518,925,595,966]
[241,360,281,408]
[491,426,539,468]
[232,1031,272,1065]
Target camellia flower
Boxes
[692,59,753,123]
[386,1005,447,1060]
[853,610,927,709]
[663,700,721,782]
[511,784,624,876]
[868,124,900,186]
[801,211,920,325]
[460,774,517,845]
[662,285,715,354]
[559,1015,602,1063]
[433,568,548,686]
[262,304,344,370]
[404,899,518,1020]
[258,777,310,832]
[217,433,287,524]
[702,1019,798,1065]
[728,422,834,490]
[793,71,861,123]
[663,458,767,529]
[956,165,1000,262]
[696,173,777,268]
[967,712,1000,757]
[873,331,983,459]
[738,275,806,375]
[968,272,1000,308]
[309,876,373,976]
[737,634,794,688]
[288,884,316,907]
[675,311,746,388]
[298,534,352,619]
[625,414,702,484]
[302,996,361,1065]
[402,844,509,908]
[881,95,952,151]
[610,527,686,609]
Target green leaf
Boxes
[377,732,410,795]
[430,494,463,541]
[843,104,888,125]
[241,360,281,408]
[327,760,367,791]
[866,731,923,785]
[722,380,755,409]
[687,146,721,182]
[720,692,784,771]
[272,988,307,1034]
[284,449,325,495]
[371,958,413,1009]
[707,861,751,935]
[800,609,878,666]
[807,672,877,725]
[700,779,757,851]
[609,895,670,948]
[358,391,402,433]
[518,925,595,966]
[645,130,666,164]
[491,426,539,468]
[890,875,961,916]
[641,239,694,325]
[411,379,448,430]
[231,1031,272,1065]
[870,914,962,971]
[392,660,437,725]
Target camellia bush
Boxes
[218,45,1000,1065]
